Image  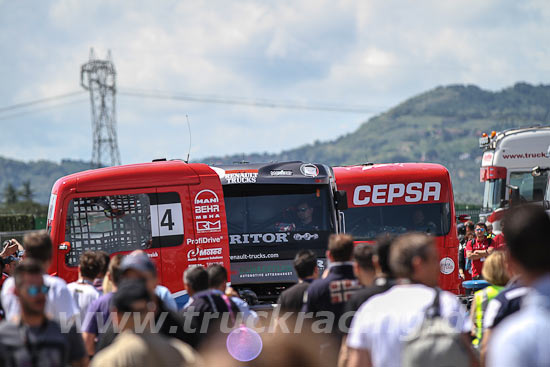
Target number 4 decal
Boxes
[151,203,184,237]
[161,209,175,231]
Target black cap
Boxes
[2,256,17,265]
[112,279,151,312]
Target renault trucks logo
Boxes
[187,247,223,261]
[225,170,258,184]
[353,182,441,206]
[300,164,319,177]
[194,190,221,233]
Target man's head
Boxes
[112,279,154,331]
[390,233,440,287]
[293,250,318,280]
[486,222,493,235]
[120,251,157,294]
[23,231,52,270]
[353,244,376,286]
[183,266,209,296]
[374,234,395,279]
[107,254,125,288]
[14,259,48,316]
[475,222,488,240]
[207,264,228,291]
[296,202,314,225]
[2,255,18,276]
[96,251,110,279]
[412,209,425,225]
[78,251,101,281]
[503,205,550,282]
[326,234,354,262]
[465,221,475,239]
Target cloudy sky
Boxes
[1,0,549,165]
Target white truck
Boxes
[479,126,550,232]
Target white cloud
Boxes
[1,0,549,165]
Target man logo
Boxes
[194,189,219,205]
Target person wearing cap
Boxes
[0,259,87,367]
[91,279,201,367]
[1,256,17,288]
[95,251,199,352]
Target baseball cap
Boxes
[119,252,157,276]
[2,256,17,265]
[112,279,152,312]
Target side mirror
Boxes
[457,214,471,223]
[334,190,348,210]
[532,166,542,177]
[544,200,550,210]
[58,241,71,254]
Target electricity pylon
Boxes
[81,48,121,168]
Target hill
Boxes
[0,158,91,204]
[200,82,550,204]
[2,82,550,205]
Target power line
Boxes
[0,91,85,113]
[0,98,88,121]
[119,88,381,114]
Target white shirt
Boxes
[67,280,100,324]
[347,284,471,367]
[1,274,79,323]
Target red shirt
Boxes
[490,233,506,250]
[466,238,490,277]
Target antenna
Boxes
[185,114,192,163]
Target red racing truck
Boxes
[333,163,461,294]
[46,160,231,308]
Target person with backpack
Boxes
[466,222,492,280]
[347,233,473,367]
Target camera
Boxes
[2,240,12,249]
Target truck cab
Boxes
[479,126,550,231]
[211,161,345,303]
[46,160,231,309]
[333,163,460,294]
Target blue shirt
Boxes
[155,285,178,312]
[488,275,550,367]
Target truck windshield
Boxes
[223,184,333,260]
[483,179,504,211]
[509,171,548,202]
[344,202,451,241]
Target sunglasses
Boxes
[26,285,50,297]
[475,228,485,232]
[297,207,309,212]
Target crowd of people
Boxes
[0,204,548,366]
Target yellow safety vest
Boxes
[472,285,503,346]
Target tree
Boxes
[19,180,33,202]
[3,184,18,204]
